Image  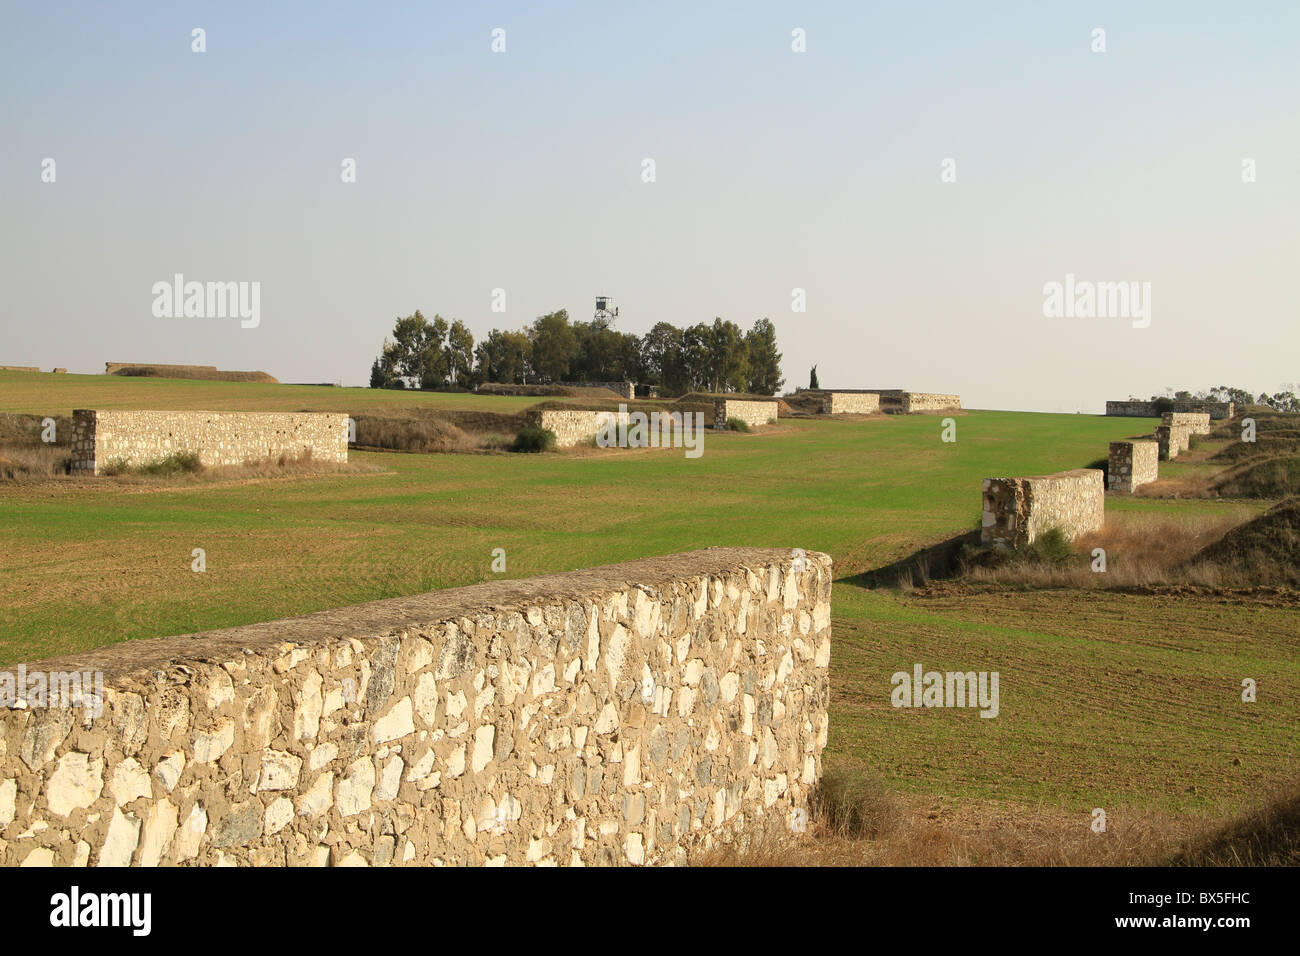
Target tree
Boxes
[708,318,748,392]
[744,318,784,395]
[680,323,713,392]
[474,329,531,384]
[444,320,474,386]
[529,310,578,383]
[809,365,819,390]
[640,322,684,392]
[369,339,403,389]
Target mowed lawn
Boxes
[2,374,1295,816]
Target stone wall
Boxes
[525,409,629,448]
[1108,440,1159,493]
[981,469,1104,549]
[901,393,961,413]
[0,366,40,372]
[1155,424,1191,461]
[1106,400,1234,420]
[70,410,349,475]
[821,392,880,415]
[1161,411,1211,436]
[713,400,778,430]
[573,382,635,401]
[0,547,831,867]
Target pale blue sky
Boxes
[2,1,1296,410]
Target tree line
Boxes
[369,309,784,395]
[1147,386,1300,413]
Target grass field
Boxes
[2,373,1296,835]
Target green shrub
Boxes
[1153,397,1175,415]
[511,425,556,453]
[137,451,205,476]
[727,417,751,433]
[1024,527,1074,565]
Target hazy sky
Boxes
[3,1,1296,411]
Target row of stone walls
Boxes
[1106,400,1234,420]
[901,393,961,413]
[980,469,1104,549]
[525,409,629,448]
[70,410,349,475]
[714,400,779,430]
[0,548,831,867]
[1108,440,1159,492]
[821,392,880,415]
[1156,424,1191,461]
[1161,411,1211,435]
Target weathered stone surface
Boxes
[524,409,628,448]
[981,469,1104,549]
[0,548,830,867]
[70,409,349,475]
[820,392,880,415]
[1156,424,1191,460]
[1107,400,1233,420]
[713,400,778,430]
[900,392,960,413]
[1109,440,1159,493]
[1161,411,1211,436]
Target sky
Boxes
[2,1,1297,411]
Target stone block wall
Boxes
[821,392,880,415]
[0,547,831,867]
[1108,440,1159,492]
[69,410,349,475]
[1155,424,1191,461]
[1161,411,1211,436]
[980,469,1104,549]
[713,400,778,430]
[1106,400,1234,420]
[901,393,961,413]
[525,409,629,448]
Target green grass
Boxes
[2,382,1295,818]
[0,369,538,416]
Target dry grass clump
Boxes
[693,769,1300,867]
[351,415,474,453]
[0,444,73,479]
[960,512,1247,589]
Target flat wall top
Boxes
[22,547,823,681]
[987,467,1102,483]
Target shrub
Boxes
[511,425,556,453]
[1153,397,1175,415]
[1024,527,1074,565]
[727,418,751,433]
[136,451,205,476]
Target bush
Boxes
[511,425,556,453]
[727,418,751,433]
[136,451,205,476]
[1024,527,1074,566]
[1153,397,1175,415]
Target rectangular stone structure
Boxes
[1108,440,1159,492]
[525,408,629,448]
[821,392,880,415]
[70,409,349,475]
[1161,411,1211,436]
[0,547,831,867]
[901,393,961,413]
[981,469,1104,549]
[714,399,778,430]
[1106,400,1233,420]
[1156,424,1191,461]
